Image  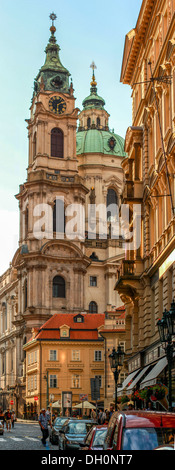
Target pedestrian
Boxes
[39,408,52,447]
[109,404,114,418]
[11,411,15,428]
[0,409,5,429]
[127,401,134,410]
[5,409,12,432]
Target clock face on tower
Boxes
[49,96,67,114]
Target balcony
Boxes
[122,180,143,201]
[117,259,143,280]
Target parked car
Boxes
[58,419,97,450]
[0,421,4,435]
[103,411,175,451]
[49,417,68,444]
[80,425,108,450]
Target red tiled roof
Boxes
[33,313,105,342]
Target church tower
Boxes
[15,14,89,336]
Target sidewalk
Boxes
[17,418,39,424]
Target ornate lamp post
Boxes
[109,345,125,411]
[157,300,175,412]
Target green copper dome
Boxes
[76,128,126,156]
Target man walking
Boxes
[39,408,52,447]
[5,409,12,432]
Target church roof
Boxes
[76,128,126,156]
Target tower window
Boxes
[53,199,65,234]
[97,117,100,127]
[89,301,98,313]
[51,128,64,158]
[53,275,65,298]
[33,132,37,158]
[87,118,91,129]
[107,188,118,222]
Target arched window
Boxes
[107,188,118,222]
[53,276,65,298]
[97,117,100,128]
[33,132,37,158]
[24,280,27,310]
[53,199,65,234]
[51,128,64,158]
[87,118,91,129]
[89,301,98,313]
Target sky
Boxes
[0,0,142,275]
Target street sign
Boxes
[34,396,38,401]
[10,400,14,405]
[79,394,88,402]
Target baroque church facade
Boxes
[0,18,126,414]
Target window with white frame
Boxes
[34,375,37,390]
[50,350,57,361]
[72,374,80,388]
[94,350,102,361]
[72,350,80,361]
[50,375,57,388]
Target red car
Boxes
[80,425,108,450]
[103,411,175,451]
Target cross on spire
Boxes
[90,61,97,86]
[49,12,57,27]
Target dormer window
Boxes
[73,314,84,323]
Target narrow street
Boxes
[0,421,56,450]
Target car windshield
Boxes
[92,429,107,447]
[55,418,67,427]
[68,422,92,435]
[122,427,175,451]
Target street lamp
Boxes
[109,345,125,411]
[157,300,175,412]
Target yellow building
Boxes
[116,0,175,407]
[23,313,105,415]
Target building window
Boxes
[89,301,98,313]
[34,375,37,390]
[53,199,65,234]
[87,117,91,129]
[95,350,102,361]
[53,276,65,298]
[72,374,80,388]
[97,117,100,127]
[107,188,118,222]
[72,350,80,361]
[90,276,97,287]
[33,132,37,158]
[60,328,69,338]
[50,375,57,388]
[24,280,27,310]
[50,350,57,361]
[51,128,64,158]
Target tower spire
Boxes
[90,61,97,87]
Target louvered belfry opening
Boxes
[51,128,64,158]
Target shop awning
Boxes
[118,369,140,397]
[126,365,151,392]
[140,356,168,389]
